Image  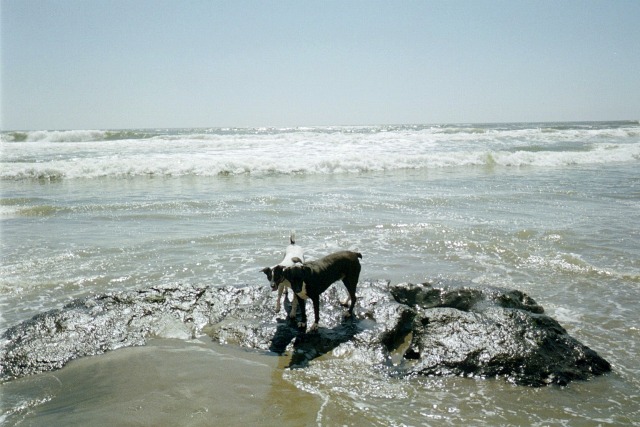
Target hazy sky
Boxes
[2,0,639,130]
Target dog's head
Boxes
[272,265,289,291]
[262,266,280,291]
[281,263,308,294]
[263,257,304,291]
[261,267,273,282]
[263,264,295,291]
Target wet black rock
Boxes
[0,280,611,386]
[392,281,611,386]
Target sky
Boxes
[1,0,639,130]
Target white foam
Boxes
[1,129,108,142]
[0,205,21,218]
[1,124,638,180]
[152,314,194,340]
[550,306,583,325]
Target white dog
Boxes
[261,232,305,317]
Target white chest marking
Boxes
[295,283,308,300]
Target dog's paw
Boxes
[308,323,319,332]
[275,304,281,313]
[289,310,296,319]
[297,321,306,329]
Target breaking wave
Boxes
[1,121,638,180]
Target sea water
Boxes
[1,122,639,425]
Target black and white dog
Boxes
[280,250,362,331]
[261,232,305,317]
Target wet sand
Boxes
[2,339,322,426]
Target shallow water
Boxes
[1,339,321,427]
[1,123,639,425]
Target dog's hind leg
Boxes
[343,277,359,318]
[346,289,357,317]
[339,291,351,308]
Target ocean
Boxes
[1,121,639,425]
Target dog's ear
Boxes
[282,265,300,280]
[291,257,303,264]
[290,279,303,293]
[261,267,272,280]
[284,266,304,292]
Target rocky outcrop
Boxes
[0,284,211,379]
[391,282,611,386]
[0,280,611,386]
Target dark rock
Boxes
[390,280,544,314]
[392,281,611,386]
[0,279,611,387]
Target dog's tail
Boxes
[290,230,296,245]
[355,252,362,259]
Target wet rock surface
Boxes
[0,280,611,386]
[393,282,611,386]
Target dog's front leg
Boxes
[289,290,298,318]
[308,296,320,332]
[296,296,307,329]
[340,295,351,308]
[275,283,284,312]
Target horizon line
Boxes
[2,119,639,133]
